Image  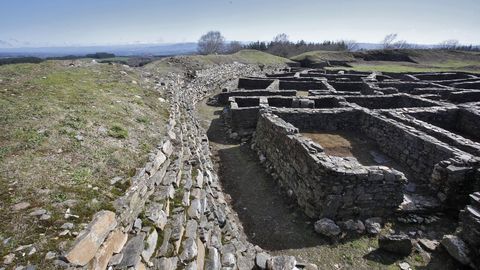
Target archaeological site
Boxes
[2,3,480,268]
[29,62,475,270]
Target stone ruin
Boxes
[216,68,480,268]
[58,64,480,270]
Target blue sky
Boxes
[1,0,479,47]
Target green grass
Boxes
[0,60,169,266]
[291,49,480,73]
[191,49,295,65]
[291,50,355,62]
[327,61,480,73]
[108,124,129,139]
[145,49,294,74]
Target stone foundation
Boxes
[253,112,406,220]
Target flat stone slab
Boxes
[65,210,117,266]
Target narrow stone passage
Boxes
[196,98,325,251]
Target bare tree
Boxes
[344,40,359,51]
[225,41,243,54]
[382,33,398,49]
[273,33,289,44]
[438,39,460,50]
[393,40,411,49]
[269,33,290,57]
[197,31,225,55]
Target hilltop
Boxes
[291,49,480,73]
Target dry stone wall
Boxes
[61,63,309,270]
[253,112,406,220]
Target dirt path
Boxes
[196,98,324,251]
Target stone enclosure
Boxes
[218,68,480,268]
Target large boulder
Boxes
[314,218,341,238]
[441,235,471,265]
[378,234,412,256]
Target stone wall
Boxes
[458,191,480,268]
[447,90,480,103]
[217,89,296,104]
[412,72,475,81]
[408,107,480,143]
[238,78,274,89]
[62,63,300,270]
[227,97,349,134]
[270,108,479,209]
[457,108,480,142]
[254,113,406,220]
[279,80,329,90]
[452,81,480,90]
[328,81,365,92]
[385,109,480,157]
[345,94,442,109]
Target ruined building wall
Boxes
[254,113,406,220]
[457,109,480,142]
[270,108,478,208]
[359,112,457,183]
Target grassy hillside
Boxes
[0,60,168,265]
[291,51,355,62]
[145,49,294,74]
[291,49,480,73]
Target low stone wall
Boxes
[265,72,297,78]
[407,107,480,143]
[457,108,480,142]
[359,111,479,209]
[238,78,275,89]
[254,113,406,220]
[412,72,475,81]
[229,107,260,133]
[279,80,329,90]
[299,73,367,81]
[227,97,348,133]
[345,94,443,109]
[216,89,296,104]
[328,81,367,92]
[447,90,480,103]
[457,191,480,268]
[270,108,479,210]
[452,80,480,90]
[375,81,440,93]
[385,109,480,157]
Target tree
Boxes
[438,39,459,50]
[393,40,411,49]
[197,31,225,55]
[382,33,398,49]
[225,41,243,54]
[245,41,267,51]
[344,40,359,51]
[273,33,289,44]
[269,33,290,57]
